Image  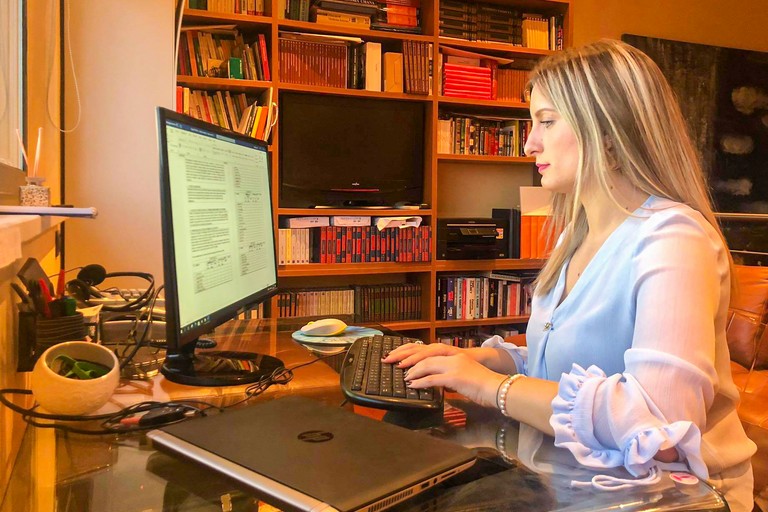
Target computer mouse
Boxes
[300,318,348,336]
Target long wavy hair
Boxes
[530,39,730,295]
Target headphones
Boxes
[66,264,155,312]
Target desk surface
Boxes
[1,319,728,512]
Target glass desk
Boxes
[1,319,728,512]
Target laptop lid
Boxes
[147,396,476,512]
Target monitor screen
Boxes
[156,108,282,386]
[279,92,425,208]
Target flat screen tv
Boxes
[279,93,425,208]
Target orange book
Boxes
[520,216,532,259]
[536,215,547,259]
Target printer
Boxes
[437,218,509,260]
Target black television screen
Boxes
[279,93,425,208]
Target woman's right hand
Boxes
[381,341,462,369]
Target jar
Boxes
[20,176,50,207]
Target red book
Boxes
[443,76,492,87]
[443,63,491,75]
[258,34,271,81]
[175,86,184,113]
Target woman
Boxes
[384,40,756,510]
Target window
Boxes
[0,0,24,169]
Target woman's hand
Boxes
[403,352,505,408]
[382,341,462,368]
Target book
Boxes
[364,42,382,92]
[331,216,371,227]
[284,216,330,228]
[313,0,378,16]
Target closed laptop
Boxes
[148,395,476,512]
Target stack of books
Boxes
[435,270,537,321]
[437,114,530,157]
[521,14,549,50]
[175,87,275,142]
[439,0,522,45]
[278,32,360,88]
[496,68,529,102]
[442,62,492,100]
[188,0,266,16]
[403,40,432,95]
[371,1,421,34]
[285,0,378,24]
[178,29,270,81]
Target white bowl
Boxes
[31,341,120,416]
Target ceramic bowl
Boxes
[31,341,120,416]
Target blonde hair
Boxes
[530,39,730,295]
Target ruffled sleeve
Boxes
[550,363,709,480]
[481,335,528,376]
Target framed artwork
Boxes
[623,34,768,264]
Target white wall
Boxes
[64,1,174,282]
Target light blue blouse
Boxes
[483,195,756,488]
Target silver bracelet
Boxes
[496,374,525,417]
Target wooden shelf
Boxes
[278,19,435,43]
[435,259,545,271]
[381,320,432,331]
[435,315,530,328]
[437,154,534,164]
[438,96,529,109]
[438,37,555,57]
[177,76,272,92]
[278,208,433,216]
[183,9,273,28]
[279,263,432,277]
[276,82,431,101]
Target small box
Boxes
[384,52,404,93]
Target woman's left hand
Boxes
[404,352,505,408]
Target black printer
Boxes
[437,218,509,260]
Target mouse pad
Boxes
[291,326,383,346]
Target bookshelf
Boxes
[177,0,570,343]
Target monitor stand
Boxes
[161,338,284,387]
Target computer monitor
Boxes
[156,107,283,386]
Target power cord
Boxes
[0,351,343,435]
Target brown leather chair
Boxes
[727,265,768,498]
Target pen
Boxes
[38,279,53,318]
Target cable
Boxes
[0,350,343,434]
[47,0,81,133]
[173,0,185,110]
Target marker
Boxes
[38,279,53,318]
[56,268,66,298]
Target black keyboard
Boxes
[340,335,443,410]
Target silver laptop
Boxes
[147,395,476,512]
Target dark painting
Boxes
[623,34,768,215]
[623,34,768,265]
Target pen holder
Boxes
[17,306,87,372]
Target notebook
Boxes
[147,395,476,512]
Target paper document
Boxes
[0,205,98,218]
[374,216,422,231]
